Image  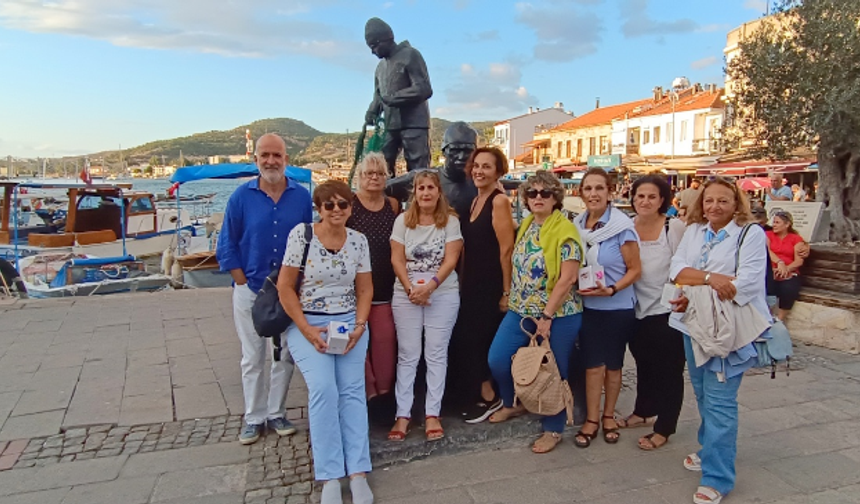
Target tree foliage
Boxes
[726,0,860,241]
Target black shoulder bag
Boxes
[252,223,313,361]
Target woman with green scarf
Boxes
[487,170,584,454]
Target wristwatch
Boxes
[608,284,618,296]
[540,311,552,321]
[704,272,712,285]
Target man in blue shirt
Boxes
[217,133,313,444]
[765,173,793,201]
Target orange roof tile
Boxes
[628,88,724,119]
[514,149,535,162]
[551,98,654,131]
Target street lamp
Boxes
[669,90,679,159]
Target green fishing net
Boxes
[348,116,385,187]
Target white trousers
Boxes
[232,283,294,425]
[391,289,460,418]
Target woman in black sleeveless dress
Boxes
[447,147,515,423]
[346,153,400,400]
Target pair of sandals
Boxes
[685,454,722,504]
[387,416,444,442]
[574,415,620,448]
[617,414,668,451]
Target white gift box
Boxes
[660,283,683,310]
[325,321,350,355]
[578,265,605,291]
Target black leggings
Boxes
[772,276,802,310]
[628,313,685,437]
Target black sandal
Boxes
[602,415,620,444]
[574,419,599,448]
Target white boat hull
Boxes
[25,275,172,298]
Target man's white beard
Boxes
[260,169,283,185]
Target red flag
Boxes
[79,167,92,185]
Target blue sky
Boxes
[0,0,770,158]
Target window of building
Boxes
[680,120,688,141]
[599,136,609,154]
[642,130,650,144]
[588,137,596,156]
[576,139,583,158]
[653,126,661,143]
[666,123,673,143]
[566,140,572,158]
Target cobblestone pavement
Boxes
[2,290,860,504]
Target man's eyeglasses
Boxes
[525,189,553,199]
[322,200,351,211]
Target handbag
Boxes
[510,317,574,424]
[251,223,312,361]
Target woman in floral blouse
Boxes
[487,170,584,454]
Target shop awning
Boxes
[552,164,587,174]
[523,138,550,148]
[696,160,814,177]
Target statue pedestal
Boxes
[788,244,860,354]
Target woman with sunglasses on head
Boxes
[765,210,805,321]
[617,175,686,451]
[487,170,584,454]
[447,147,516,423]
[388,170,463,442]
[347,153,401,404]
[572,168,641,449]
[278,181,374,504]
[669,178,770,504]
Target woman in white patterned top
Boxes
[278,180,374,504]
[388,170,463,443]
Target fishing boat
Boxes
[0,181,197,261]
[164,163,313,288]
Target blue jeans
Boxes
[287,313,371,481]
[684,334,743,496]
[488,311,581,433]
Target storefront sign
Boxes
[587,154,621,168]
[765,201,829,242]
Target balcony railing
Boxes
[692,138,724,154]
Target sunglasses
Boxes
[322,200,350,211]
[525,189,553,199]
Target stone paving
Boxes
[1,288,860,504]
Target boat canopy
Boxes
[170,163,312,184]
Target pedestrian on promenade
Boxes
[447,147,515,423]
[766,210,805,321]
[669,177,770,504]
[347,152,401,402]
[217,133,312,445]
[388,170,462,442]
[487,170,583,454]
[572,168,641,448]
[618,175,686,450]
[279,180,375,504]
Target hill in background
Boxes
[76,117,497,171]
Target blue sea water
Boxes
[119,178,247,214]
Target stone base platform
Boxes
[787,288,860,354]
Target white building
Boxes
[611,84,725,160]
[493,104,574,170]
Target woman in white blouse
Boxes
[619,175,686,451]
[279,180,374,504]
[669,177,770,504]
[389,170,463,443]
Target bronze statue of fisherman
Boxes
[365,17,433,177]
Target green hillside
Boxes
[112,118,324,166]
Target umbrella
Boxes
[737,177,771,191]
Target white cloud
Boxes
[691,56,719,70]
[620,0,697,38]
[744,0,768,12]
[0,0,369,68]
[514,2,603,62]
[436,61,539,119]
